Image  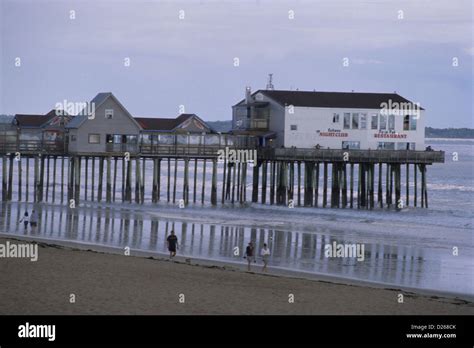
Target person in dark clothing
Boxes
[245,241,254,271]
[167,231,179,259]
[19,211,29,230]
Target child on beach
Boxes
[19,211,29,230]
[261,243,270,272]
[167,231,179,259]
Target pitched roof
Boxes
[135,114,196,131]
[14,113,56,128]
[236,90,424,110]
[65,116,87,129]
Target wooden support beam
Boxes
[349,163,354,209]
[126,157,132,202]
[236,162,241,202]
[141,158,146,204]
[201,159,207,204]
[167,158,171,202]
[405,163,409,207]
[221,158,226,204]
[261,161,267,204]
[211,159,217,205]
[269,161,275,205]
[74,156,81,204]
[297,161,301,206]
[106,156,112,203]
[252,162,259,203]
[172,158,177,204]
[193,158,198,203]
[135,157,141,204]
[231,161,236,204]
[26,157,30,202]
[385,163,390,207]
[323,162,328,207]
[45,155,50,201]
[378,163,383,208]
[414,163,418,207]
[84,157,89,201]
[67,156,73,203]
[60,156,64,203]
[18,155,22,201]
[38,155,45,202]
[183,158,189,205]
[98,157,104,202]
[113,157,118,202]
[342,163,347,208]
[2,156,7,201]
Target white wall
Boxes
[283,106,425,150]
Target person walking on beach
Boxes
[29,210,38,231]
[245,241,254,271]
[19,211,29,230]
[167,230,178,259]
[261,243,270,272]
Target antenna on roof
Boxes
[266,73,274,90]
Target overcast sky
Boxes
[0,0,472,127]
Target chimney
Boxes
[245,86,252,104]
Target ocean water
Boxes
[0,139,472,296]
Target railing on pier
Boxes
[259,148,445,164]
[0,140,66,155]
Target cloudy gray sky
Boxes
[1,0,472,127]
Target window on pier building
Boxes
[388,115,395,131]
[410,116,417,130]
[379,115,387,130]
[403,115,410,131]
[371,114,378,130]
[352,113,359,129]
[342,141,360,149]
[105,109,114,119]
[343,113,351,129]
[290,124,297,131]
[360,113,367,129]
[333,113,340,123]
[377,142,395,150]
[88,134,100,144]
[396,142,416,150]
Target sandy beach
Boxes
[0,236,472,315]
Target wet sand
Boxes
[0,237,472,315]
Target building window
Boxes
[360,113,367,129]
[352,113,359,129]
[88,134,100,144]
[371,114,378,130]
[388,115,395,131]
[403,115,410,131]
[410,116,417,130]
[377,142,395,150]
[70,135,77,142]
[290,125,297,131]
[105,109,114,119]
[343,113,351,129]
[379,115,387,130]
[333,113,340,123]
[342,141,360,149]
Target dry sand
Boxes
[0,237,472,315]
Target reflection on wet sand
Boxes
[1,202,468,295]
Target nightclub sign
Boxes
[317,129,348,137]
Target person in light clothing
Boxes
[261,243,270,272]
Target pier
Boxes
[0,135,444,210]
